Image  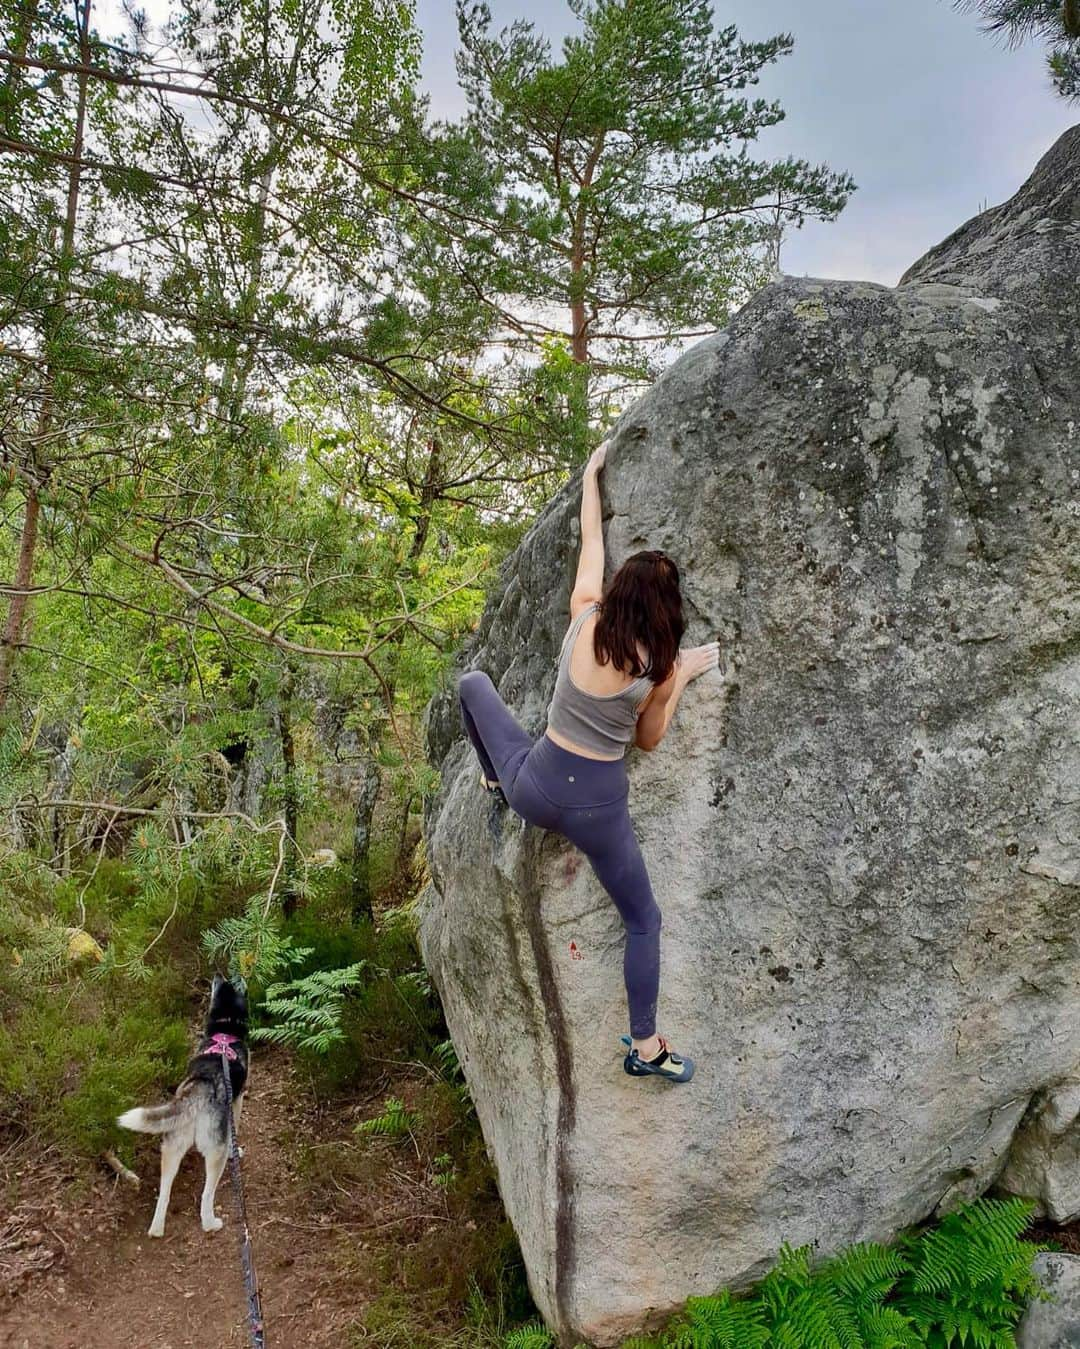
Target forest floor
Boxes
[5,1041,1079,1349]
[0,1049,425,1349]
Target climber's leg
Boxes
[457,669,533,798]
[514,740,655,1024]
[553,792,662,1042]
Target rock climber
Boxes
[456,436,722,1083]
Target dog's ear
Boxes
[210,972,225,995]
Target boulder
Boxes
[418,125,1080,1346]
[1018,1252,1080,1347]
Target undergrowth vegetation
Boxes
[502,1194,1057,1348]
[0,834,540,1342]
[0,803,1064,1349]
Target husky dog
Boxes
[117,973,249,1238]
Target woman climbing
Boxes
[456,436,721,1085]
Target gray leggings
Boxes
[457,669,662,1039]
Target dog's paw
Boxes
[148,1223,165,1238]
[202,1215,224,1233]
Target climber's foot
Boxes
[479,771,506,799]
[621,1033,694,1083]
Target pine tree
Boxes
[413,0,855,437]
[954,0,1080,98]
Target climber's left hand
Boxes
[585,439,610,476]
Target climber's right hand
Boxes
[678,641,722,683]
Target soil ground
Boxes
[0,1051,389,1349]
[3,1049,1078,1349]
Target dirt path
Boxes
[0,1052,366,1349]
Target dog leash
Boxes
[209,1033,266,1349]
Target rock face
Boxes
[418,126,1080,1346]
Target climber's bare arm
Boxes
[634,668,679,751]
[570,441,609,618]
[634,642,721,751]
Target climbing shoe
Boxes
[621,1034,694,1083]
[479,771,507,806]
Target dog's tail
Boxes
[116,1101,183,1134]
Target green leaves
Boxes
[501,1319,556,1348]
[438,0,856,395]
[201,893,315,987]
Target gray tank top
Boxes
[545,602,653,757]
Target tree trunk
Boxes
[394,789,417,885]
[0,0,92,715]
[350,756,381,923]
[566,134,604,449]
[278,661,301,918]
[0,489,41,711]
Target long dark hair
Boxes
[593,549,684,685]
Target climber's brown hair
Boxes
[593,550,684,685]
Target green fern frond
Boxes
[249,960,366,1053]
[394,968,431,998]
[819,1240,909,1306]
[891,1194,1046,1345]
[669,1290,769,1347]
[501,1321,554,1348]
[355,1096,419,1138]
[433,1037,461,1079]
[858,1304,923,1348]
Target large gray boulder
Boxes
[418,125,1080,1346]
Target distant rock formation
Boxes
[419,125,1080,1346]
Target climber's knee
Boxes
[626,901,662,939]
[457,669,492,705]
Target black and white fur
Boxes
[117,973,249,1238]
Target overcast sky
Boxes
[414,0,1078,285]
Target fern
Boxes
[501,1321,554,1348]
[891,1194,1051,1344]
[355,1096,419,1139]
[431,1035,474,1112]
[395,968,431,998]
[433,1037,461,1078]
[667,1288,770,1347]
[431,1151,458,1189]
[251,961,367,1053]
